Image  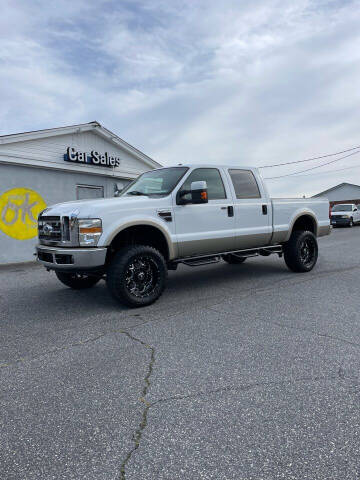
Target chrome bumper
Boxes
[36,245,107,270]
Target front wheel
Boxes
[106,245,167,308]
[55,271,102,289]
[284,230,318,273]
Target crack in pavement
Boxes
[117,371,345,477]
[2,260,359,370]
[149,373,342,408]
[0,328,156,480]
[0,332,111,369]
[0,322,154,369]
[117,332,155,480]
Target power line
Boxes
[264,149,360,180]
[277,162,360,178]
[259,144,360,168]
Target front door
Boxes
[173,168,236,257]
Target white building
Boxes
[0,121,161,264]
[312,182,360,207]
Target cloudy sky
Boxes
[1,0,360,196]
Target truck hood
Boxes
[43,195,169,217]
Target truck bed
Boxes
[270,197,330,244]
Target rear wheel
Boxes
[222,254,247,264]
[284,230,318,273]
[55,271,102,289]
[107,245,167,307]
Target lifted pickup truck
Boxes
[36,165,330,307]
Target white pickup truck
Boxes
[330,203,360,227]
[36,165,330,307]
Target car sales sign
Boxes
[64,147,121,168]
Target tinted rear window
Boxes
[228,169,261,199]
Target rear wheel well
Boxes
[107,225,169,262]
[291,215,316,236]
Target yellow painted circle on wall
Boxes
[0,188,47,240]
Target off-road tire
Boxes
[222,254,247,264]
[106,245,167,308]
[284,230,318,273]
[55,271,102,289]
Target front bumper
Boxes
[36,245,107,270]
[331,218,351,226]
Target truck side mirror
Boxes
[190,181,208,204]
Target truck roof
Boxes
[167,164,258,171]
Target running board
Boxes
[170,245,283,269]
[182,256,221,267]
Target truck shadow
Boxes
[167,258,287,292]
[4,257,290,324]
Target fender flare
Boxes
[104,219,177,260]
[284,211,318,242]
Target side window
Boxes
[228,169,261,199]
[180,168,226,200]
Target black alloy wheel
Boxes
[107,245,167,307]
[125,256,160,298]
[299,236,317,268]
[284,230,318,273]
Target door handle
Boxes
[220,206,234,216]
[262,205,268,215]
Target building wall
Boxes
[0,163,131,264]
[0,126,159,265]
[0,130,152,179]
[315,184,360,204]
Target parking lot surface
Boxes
[1,227,360,479]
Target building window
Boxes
[76,185,104,200]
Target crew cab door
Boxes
[173,168,236,257]
[225,169,272,249]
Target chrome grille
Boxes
[38,216,61,241]
[62,216,70,241]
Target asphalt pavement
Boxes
[1,226,360,479]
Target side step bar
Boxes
[169,245,283,269]
[182,256,221,267]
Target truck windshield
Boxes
[332,204,352,211]
[121,167,188,197]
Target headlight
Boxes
[78,219,102,246]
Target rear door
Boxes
[173,168,236,257]
[226,169,272,249]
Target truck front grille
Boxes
[38,216,71,243]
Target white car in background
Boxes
[331,203,360,227]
